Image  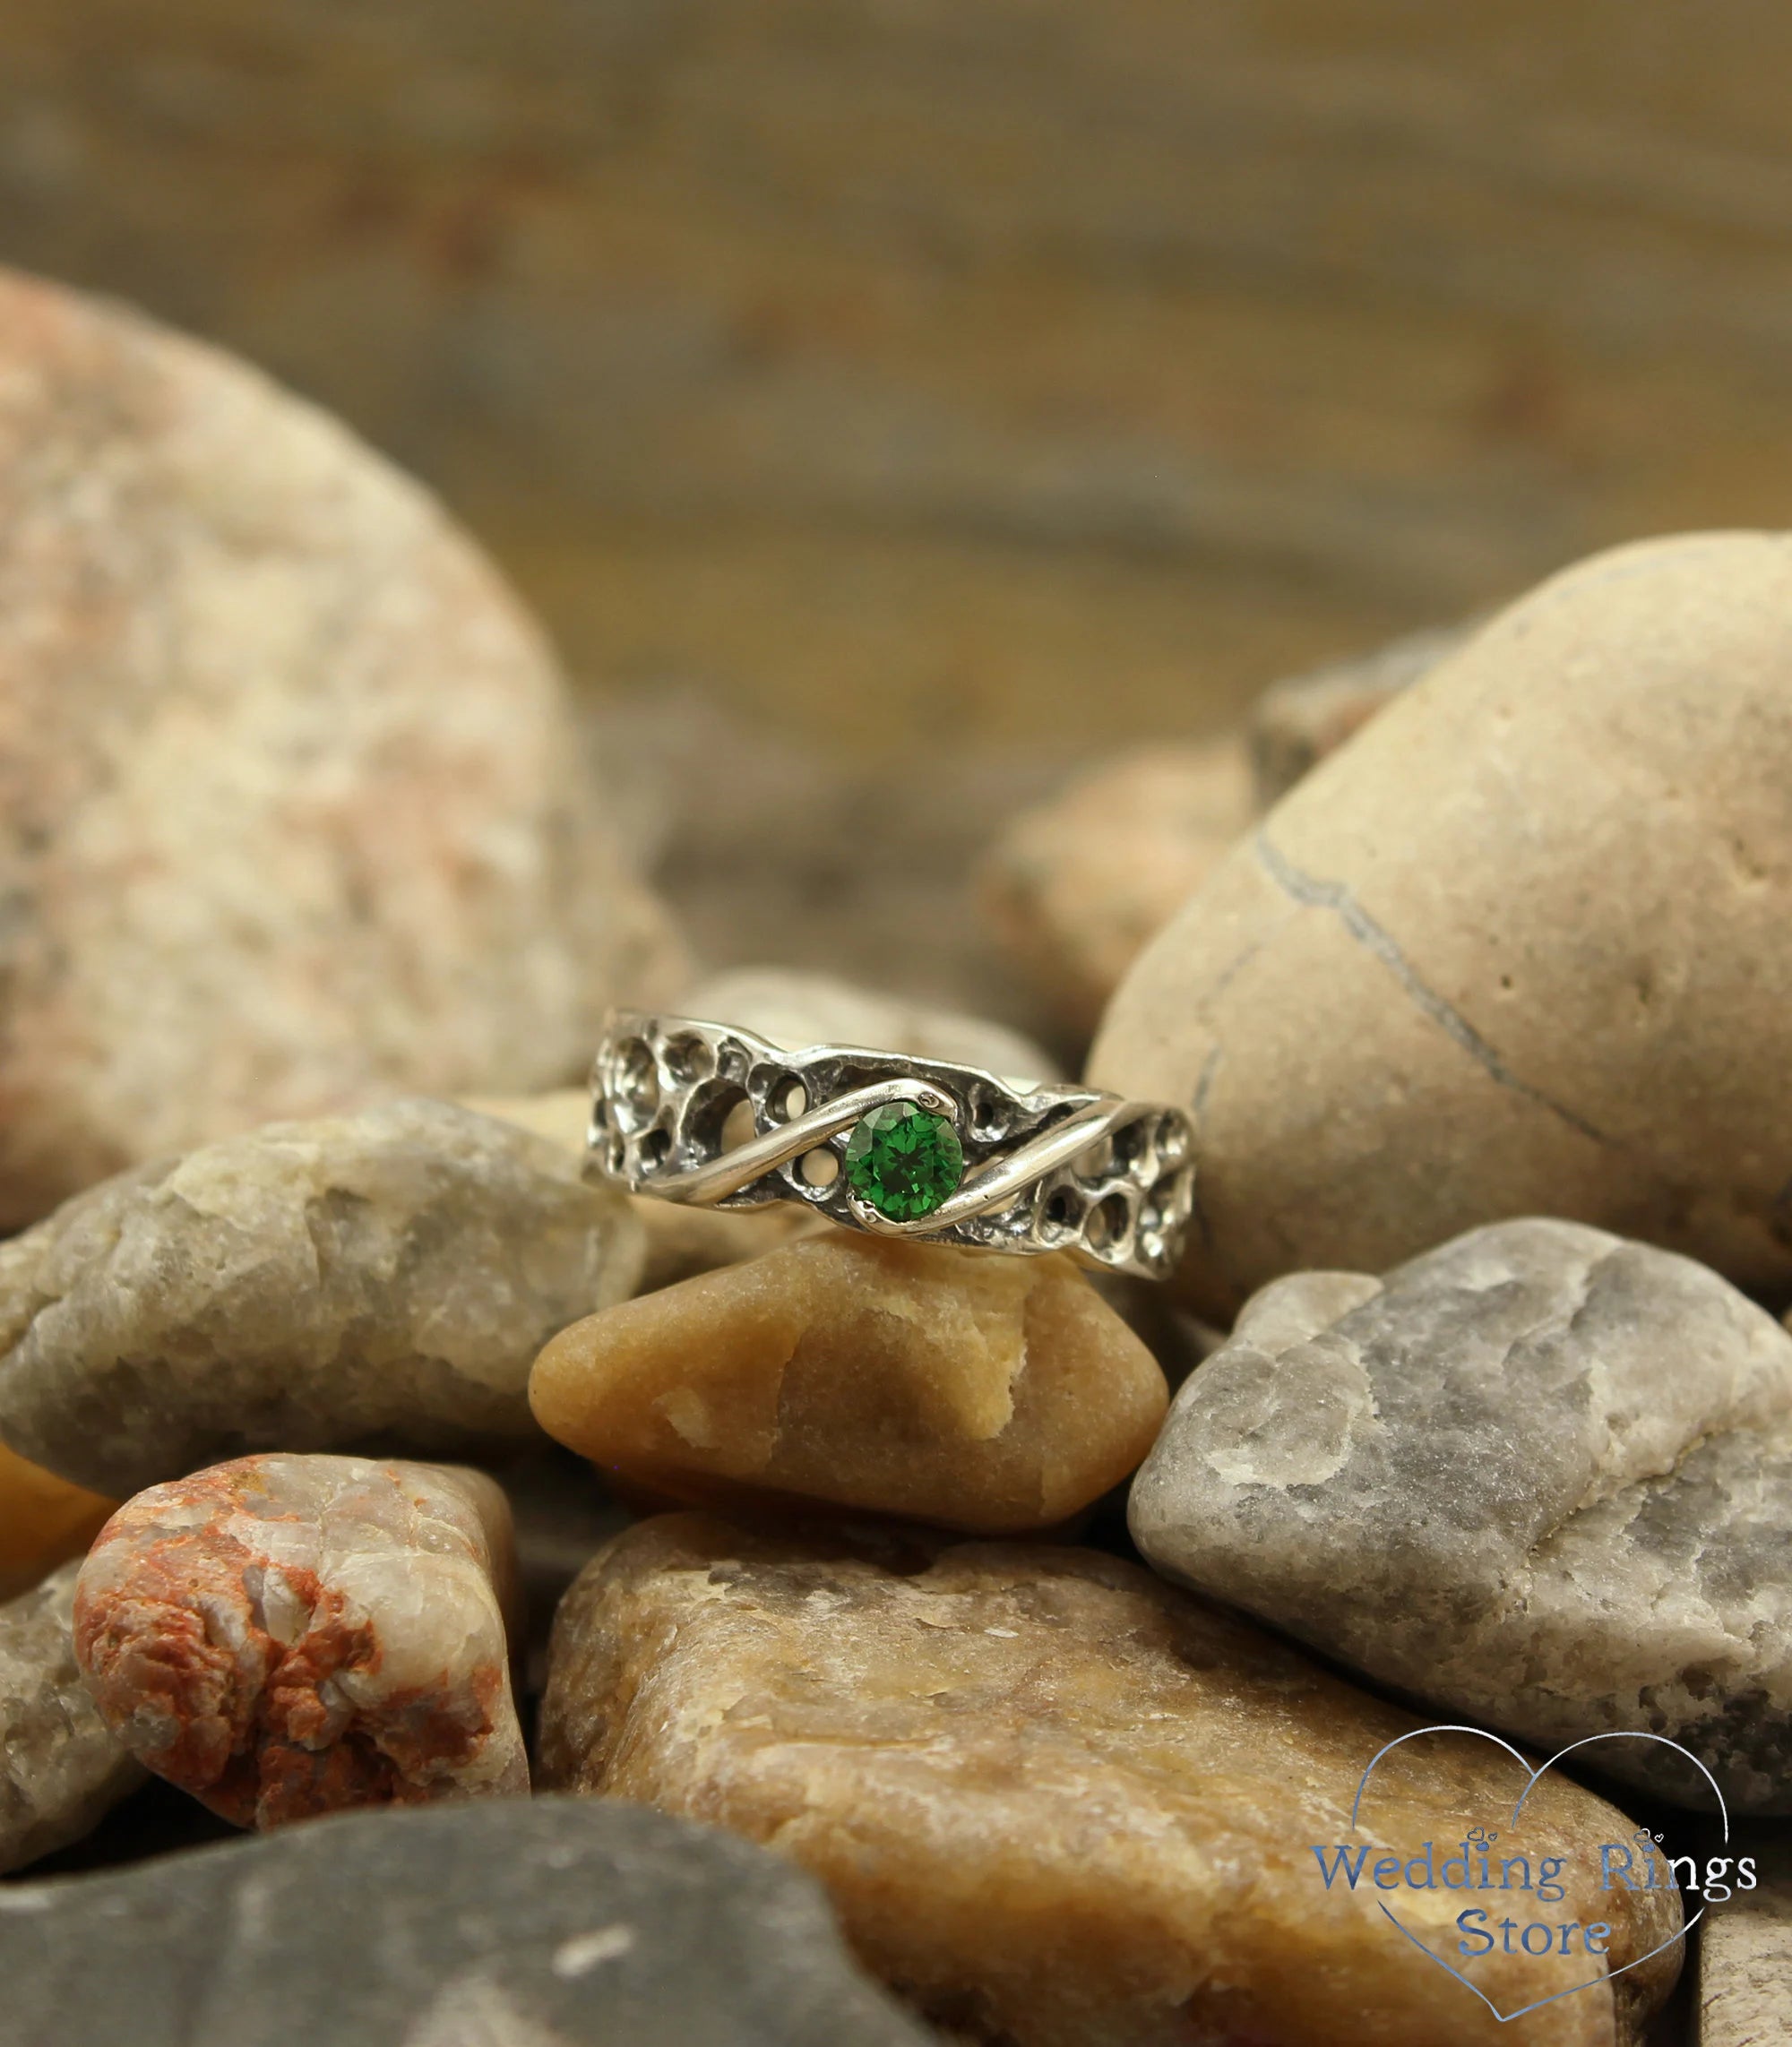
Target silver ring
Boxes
[586,1009,1196,1281]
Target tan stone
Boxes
[73,1454,527,1829]
[1247,622,1467,804]
[978,742,1254,1038]
[0,1441,115,1604]
[1698,1823,1792,2047]
[529,1234,1167,1534]
[541,1514,1682,2047]
[1092,532,1792,1318]
[463,1086,828,1289]
[0,266,683,1231]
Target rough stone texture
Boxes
[978,742,1255,1038]
[0,1098,644,1498]
[1699,1823,1792,2047]
[1091,533,1792,1320]
[73,1454,527,1828]
[530,1234,1167,1534]
[681,966,1061,1081]
[0,1796,933,2047]
[0,1442,114,1603]
[0,264,682,1232]
[0,1558,144,1874]
[542,1513,1681,2047]
[1132,1219,1792,1813]
[1247,622,1468,804]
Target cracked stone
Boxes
[1131,1217,1792,1813]
[1091,532,1792,1318]
[0,1796,932,2047]
[540,1511,1681,2047]
[73,1453,528,1828]
[0,1097,643,1498]
[528,1232,1167,1533]
[0,1557,144,1873]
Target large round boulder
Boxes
[1091,531,1792,1316]
[0,267,681,1226]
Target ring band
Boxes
[586,1009,1196,1281]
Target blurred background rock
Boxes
[7,0,1792,1055]
[7,1,1791,755]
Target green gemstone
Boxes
[844,1100,964,1221]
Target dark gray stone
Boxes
[0,1795,935,2047]
[1130,1217,1792,1814]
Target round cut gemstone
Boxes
[844,1101,964,1221]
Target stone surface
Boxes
[978,741,1255,1038]
[0,1097,643,1498]
[1132,1218,1792,1814]
[1247,622,1468,804]
[0,1795,932,2046]
[0,265,682,1232]
[462,1085,827,1289]
[73,1454,527,1828]
[1698,1823,1792,2047]
[530,1233,1167,1534]
[542,1512,1681,2047]
[681,967,1060,1081]
[0,1442,114,1603]
[1092,533,1792,1319]
[0,1558,144,1874]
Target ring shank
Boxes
[587,1009,1195,1282]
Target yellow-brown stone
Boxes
[0,1442,115,1604]
[528,1233,1167,1534]
[541,1514,1682,2047]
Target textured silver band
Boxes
[586,1009,1196,1281]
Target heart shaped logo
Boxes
[1343,1724,1726,2024]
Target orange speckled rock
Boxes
[0,1441,115,1603]
[73,1454,527,1829]
[529,1233,1167,1534]
[541,1514,1683,2047]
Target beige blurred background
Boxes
[4,0,1791,758]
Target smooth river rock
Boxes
[73,1455,526,1828]
[978,741,1254,1038]
[529,1233,1167,1534]
[1091,532,1792,1318]
[541,1512,1680,2047]
[0,1796,932,2047]
[1132,1218,1792,1813]
[0,1441,114,1602]
[0,1097,643,1498]
[0,266,682,1232]
[0,1558,143,1873]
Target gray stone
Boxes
[0,1559,142,1874]
[1131,1217,1792,1813]
[0,1795,933,2047]
[0,1099,644,1498]
[1699,1823,1792,2047]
